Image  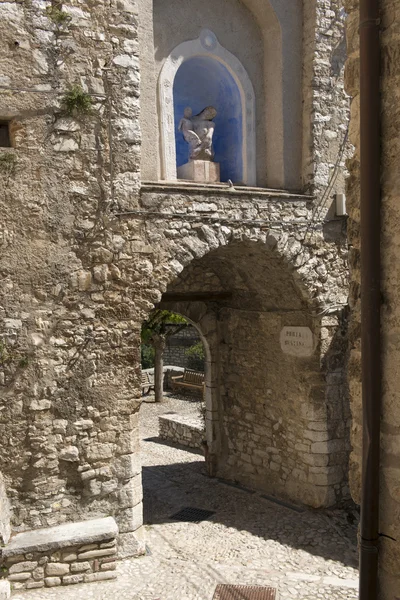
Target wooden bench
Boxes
[141,372,154,395]
[171,369,205,395]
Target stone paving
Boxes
[12,393,359,600]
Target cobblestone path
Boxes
[13,394,359,600]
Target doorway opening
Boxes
[134,238,357,598]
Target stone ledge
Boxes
[159,413,205,449]
[2,517,118,558]
[140,180,313,201]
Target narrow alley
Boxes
[13,395,359,600]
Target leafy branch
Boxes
[46,2,71,27]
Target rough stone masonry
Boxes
[0,0,352,565]
[345,0,400,597]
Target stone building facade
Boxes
[345,0,400,597]
[0,0,351,557]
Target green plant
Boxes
[62,85,92,116]
[0,152,16,176]
[141,344,155,369]
[19,356,29,368]
[0,340,10,366]
[185,341,205,371]
[46,3,71,26]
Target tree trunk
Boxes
[153,336,165,403]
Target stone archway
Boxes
[150,235,349,509]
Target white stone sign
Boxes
[280,327,314,357]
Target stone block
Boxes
[2,518,118,558]
[26,582,44,589]
[86,443,114,462]
[100,561,116,571]
[70,562,91,573]
[78,547,116,560]
[117,531,145,559]
[8,573,31,582]
[44,578,61,587]
[78,544,98,552]
[84,571,117,583]
[177,160,220,183]
[45,563,70,577]
[113,454,141,479]
[61,553,77,562]
[117,503,143,534]
[9,562,37,574]
[32,566,44,580]
[62,574,84,585]
[99,540,116,549]
[59,446,80,462]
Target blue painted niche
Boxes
[173,56,243,183]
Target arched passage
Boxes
[157,239,350,508]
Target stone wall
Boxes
[159,413,205,450]
[1,517,118,592]
[0,0,351,550]
[345,0,400,596]
[0,0,144,542]
[151,187,350,508]
[162,325,201,369]
[302,0,350,197]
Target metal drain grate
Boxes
[169,507,215,523]
[213,584,277,600]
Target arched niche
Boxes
[158,30,256,185]
[138,0,303,189]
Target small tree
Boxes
[141,310,187,402]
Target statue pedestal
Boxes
[177,161,220,183]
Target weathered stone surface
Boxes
[83,571,118,583]
[70,562,91,573]
[45,563,70,577]
[9,562,37,574]
[0,580,10,600]
[3,518,118,557]
[59,447,79,462]
[159,413,205,449]
[100,561,117,571]
[62,574,83,585]
[7,573,31,582]
[61,553,77,562]
[44,578,61,587]
[78,547,116,560]
[0,0,350,566]
[26,581,44,589]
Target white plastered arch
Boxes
[158,29,256,186]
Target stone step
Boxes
[2,517,118,558]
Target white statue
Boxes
[178,106,217,162]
